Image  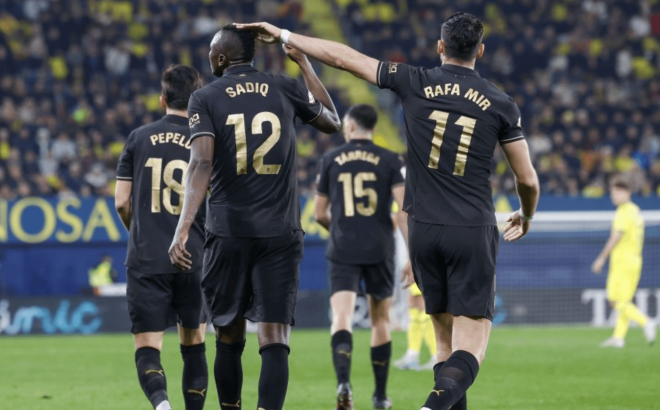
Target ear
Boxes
[159,95,166,109]
[437,39,444,55]
[476,43,485,59]
[218,53,228,67]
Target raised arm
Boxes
[501,139,540,242]
[282,44,340,133]
[236,22,380,85]
[168,136,213,270]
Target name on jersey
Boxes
[334,150,381,166]
[149,132,192,149]
[423,84,491,111]
[225,82,269,98]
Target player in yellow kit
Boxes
[394,284,437,370]
[592,177,656,348]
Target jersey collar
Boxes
[223,64,257,76]
[163,114,188,125]
[349,139,374,145]
[441,64,481,78]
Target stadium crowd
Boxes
[1,0,659,200]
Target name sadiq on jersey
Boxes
[334,150,381,166]
[225,82,269,98]
[149,132,192,149]
[423,84,491,111]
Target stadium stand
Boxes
[1,0,659,199]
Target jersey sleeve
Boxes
[498,98,525,145]
[116,131,135,181]
[389,154,405,188]
[316,155,330,196]
[283,78,323,124]
[188,91,216,141]
[613,207,631,233]
[377,61,414,99]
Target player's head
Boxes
[438,12,485,65]
[160,64,203,111]
[342,104,378,142]
[610,176,632,205]
[209,25,256,77]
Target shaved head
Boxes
[209,25,256,77]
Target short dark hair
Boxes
[220,24,256,62]
[161,64,203,110]
[441,12,484,61]
[346,104,378,130]
[611,175,631,191]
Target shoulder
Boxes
[478,78,515,102]
[130,119,162,139]
[322,145,347,162]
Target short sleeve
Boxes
[613,207,630,233]
[389,154,405,188]
[498,98,525,145]
[116,132,135,181]
[316,156,330,195]
[377,61,413,99]
[188,91,215,141]
[283,78,323,124]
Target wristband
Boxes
[518,209,534,222]
[280,29,291,44]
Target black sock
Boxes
[424,350,479,410]
[215,339,245,410]
[258,343,290,410]
[434,361,467,410]
[181,343,208,410]
[135,347,168,408]
[370,341,391,401]
[331,330,353,385]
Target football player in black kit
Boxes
[238,12,540,410]
[115,65,208,410]
[168,26,340,410]
[314,104,409,410]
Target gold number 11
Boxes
[428,110,477,177]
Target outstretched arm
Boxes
[236,22,380,85]
[168,136,213,270]
[282,44,340,133]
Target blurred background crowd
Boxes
[1,0,659,200]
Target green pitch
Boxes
[1,327,658,409]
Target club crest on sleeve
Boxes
[189,113,200,128]
[308,91,316,104]
[388,62,399,73]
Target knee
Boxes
[216,320,246,344]
[477,350,486,365]
[332,314,353,333]
[258,323,290,347]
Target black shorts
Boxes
[126,268,208,334]
[202,230,304,327]
[328,258,395,300]
[408,216,499,320]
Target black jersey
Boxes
[117,114,205,274]
[317,140,404,264]
[187,64,323,238]
[377,62,524,226]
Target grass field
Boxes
[1,327,659,410]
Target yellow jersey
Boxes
[610,202,644,274]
